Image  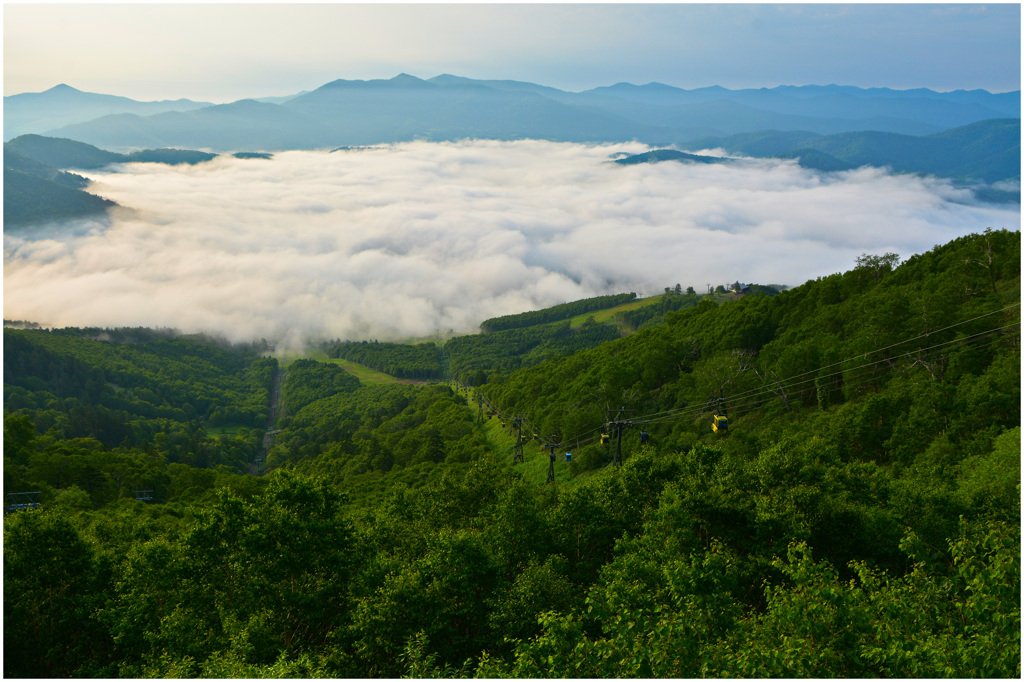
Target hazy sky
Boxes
[4,3,1020,101]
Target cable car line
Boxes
[458,304,1017,475]
[496,319,1015,451]
[630,320,1019,428]
[637,333,1012,430]
[647,329,1013,425]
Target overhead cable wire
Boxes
[637,327,1016,428]
[631,318,1019,427]
[472,304,1019,454]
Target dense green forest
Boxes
[445,318,623,386]
[479,293,636,332]
[324,293,639,385]
[614,289,704,330]
[3,166,117,225]
[4,229,1020,678]
[280,358,363,415]
[326,340,443,381]
[3,149,93,189]
[4,327,275,503]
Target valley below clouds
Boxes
[4,139,1019,347]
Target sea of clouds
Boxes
[4,139,1019,348]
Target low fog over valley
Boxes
[4,139,1017,346]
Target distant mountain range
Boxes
[5,74,1019,152]
[712,118,1021,185]
[4,74,1020,225]
[617,118,1021,189]
[3,84,213,141]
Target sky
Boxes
[4,141,1018,347]
[4,3,1021,102]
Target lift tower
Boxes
[606,407,636,467]
[512,417,524,464]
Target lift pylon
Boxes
[606,406,636,467]
[512,417,524,464]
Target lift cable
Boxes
[634,308,1020,425]
[632,319,1019,427]
[464,304,1018,465]
[638,328,1017,429]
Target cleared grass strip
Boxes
[568,296,662,330]
[291,348,412,385]
[323,357,412,385]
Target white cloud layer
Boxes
[4,140,1019,347]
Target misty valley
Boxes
[4,133,1020,345]
[3,75,1021,679]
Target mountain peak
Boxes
[430,73,467,83]
[316,74,433,92]
[46,84,81,94]
[389,73,432,87]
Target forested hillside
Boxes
[680,118,1021,189]
[3,166,117,225]
[321,294,640,386]
[4,230,1019,678]
[4,328,275,503]
[326,341,443,381]
[479,293,637,332]
[3,135,220,226]
[445,318,623,386]
[5,134,219,169]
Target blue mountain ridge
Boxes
[12,74,1017,152]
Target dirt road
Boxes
[249,368,285,475]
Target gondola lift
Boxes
[712,398,729,434]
